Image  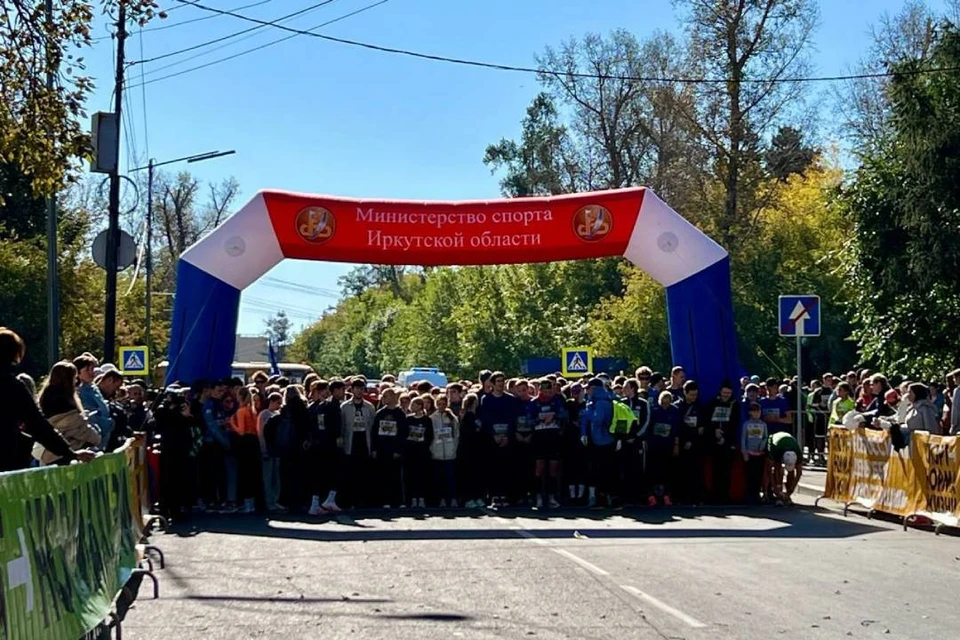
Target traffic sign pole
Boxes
[796,335,803,452]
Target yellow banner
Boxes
[823,427,960,522]
[911,432,960,526]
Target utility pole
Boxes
[131,150,235,367]
[104,0,127,364]
[45,0,59,367]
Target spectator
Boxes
[0,327,91,472]
[74,353,115,446]
[904,383,940,434]
[35,361,101,464]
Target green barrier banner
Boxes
[0,450,138,640]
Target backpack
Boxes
[263,412,296,457]
[610,400,638,435]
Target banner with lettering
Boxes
[0,451,138,640]
[260,189,647,266]
[911,432,960,526]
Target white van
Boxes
[398,367,449,390]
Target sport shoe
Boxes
[451,499,459,508]
[241,503,256,514]
[662,495,673,507]
[587,495,597,508]
[439,499,447,508]
[321,501,341,513]
[548,496,560,509]
[535,495,544,509]
[221,503,239,514]
[647,496,658,507]
[308,504,325,516]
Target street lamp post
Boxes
[131,149,236,366]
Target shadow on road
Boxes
[162,504,888,542]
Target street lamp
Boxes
[130,149,236,367]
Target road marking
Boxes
[620,585,706,628]
[511,527,548,545]
[552,548,610,576]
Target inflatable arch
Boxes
[166,188,741,394]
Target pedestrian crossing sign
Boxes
[119,346,149,376]
[561,347,593,377]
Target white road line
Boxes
[492,515,607,575]
[620,585,707,628]
[552,548,610,576]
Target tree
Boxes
[0,0,160,199]
[835,0,940,151]
[264,311,292,360]
[150,171,239,287]
[839,21,960,377]
[483,93,582,196]
[677,0,819,247]
[764,126,817,181]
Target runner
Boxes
[767,431,803,505]
[528,379,567,509]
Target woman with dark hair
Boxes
[904,383,940,434]
[0,327,91,471]
[36,361,102,464]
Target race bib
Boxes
[353,414,366,432]
[747,425,765,439]
[684,415,698,428]
[763,408,780,420]
[711,406,731,423]
[653,423,672,438]
[437,425,453,440]
[493,423,509,436]
[408,425,425,442]
[316,414,326,431]
[378,419,398,436]
[516,417,531,433]
[535,422,559,431]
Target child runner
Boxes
[404,397,433,508]
[371,388,407,508]
[430,394,460,507]
[740,403,768,504]
[647,391,681,506]
[457,393,486,508]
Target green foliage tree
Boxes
[839,21,960,378]
[0,0,160,199]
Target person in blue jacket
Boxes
[579,378,615,507]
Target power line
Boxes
[134,0,364,80]
[126,0,389,88]
[175,0,960,85]
[93,0,275,41]
[260,276,340,298]
[130,0,339,67]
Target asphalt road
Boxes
[124,487,960,640]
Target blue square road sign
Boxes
[778,295,820,337]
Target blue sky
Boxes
[80,0,947,335]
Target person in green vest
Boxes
[767,432,803,505]
[829,382,856,425]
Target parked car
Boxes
[397,367,449,390]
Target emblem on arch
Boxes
[295,206,336,244]
[572,204,612,242]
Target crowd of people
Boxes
[5,325,960,522]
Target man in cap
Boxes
[579,377,615,507]
[767,431,803,505]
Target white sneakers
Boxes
[321,500,341,513]
[548,496,560,509]
[308,504,325,516]
[241,498,256,514]
[535,495,544,509]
